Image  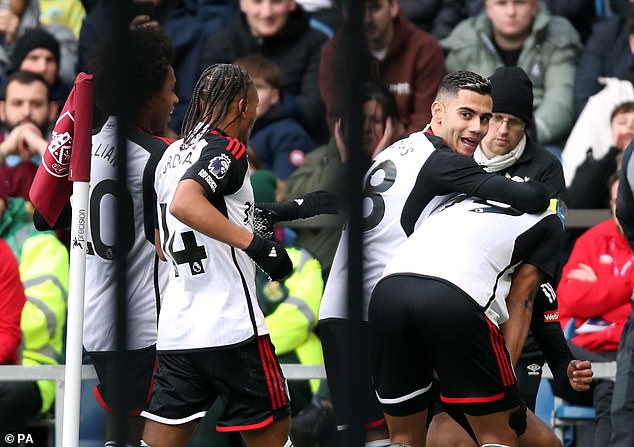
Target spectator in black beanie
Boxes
[8,28,70,110]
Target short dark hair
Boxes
[91,27,175,116]
[2,70,51,101]
[435,70,491,102]
[611,101,634,122]
[234,54,281,90]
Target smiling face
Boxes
[431,89,493,156]
[147,65,178,135]
[240,0,295,37]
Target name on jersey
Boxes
[198,168,218,192]
[543,310,559,322]
[161,151,193,175]
[92,143,116,167]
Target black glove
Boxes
[253,207,276,240]
[245,235,293,280]
[256,190,341,222]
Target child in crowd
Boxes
[235,54,316,184]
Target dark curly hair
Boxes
[91,27,174,117]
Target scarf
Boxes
[474,134,526,172]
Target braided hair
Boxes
[181,64,252,146]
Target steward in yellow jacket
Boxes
[0,196,68,425]
[257,246,325,415]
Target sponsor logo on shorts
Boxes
[527,363,541,376]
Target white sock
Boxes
[366,439,391,447]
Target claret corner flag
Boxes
[29,72,94,226]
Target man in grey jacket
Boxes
[440,0,581,149]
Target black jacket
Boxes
[199,6,328,142]
[495,135,566,199]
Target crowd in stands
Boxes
[3,0,634,446]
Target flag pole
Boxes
[29,71,94,447]
[61,181,89,447]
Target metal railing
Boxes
[0,363,327,446]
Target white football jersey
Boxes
[84,117,169,351]
[382,197,563,326]
[319,127,551,322]
[154,126,267,350]
[320,130,450,321]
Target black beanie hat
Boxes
[10,28,60,73]
[488,66,533,126]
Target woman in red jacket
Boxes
[557,175,632,446]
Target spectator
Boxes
[0,172,68,439]
[0,176,25,369]
[9,27,71,111]
[260,246,326,415]
[441,0,581,148]
[0,0,39,73]
[38,0,86,86]
[79,0,207,136]
[199,0,329,142]
[573,1,634,117]
[285,82,404,278]
[0,239,26,434]
[235,53,317,182]
[0,71,58,202]
[320,0,445,134]
[557,175,632,447]
[399,0,466,39]
[464,0,596,42]
[566,101,634,210]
